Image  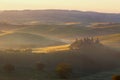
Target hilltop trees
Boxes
[70,37,102,50]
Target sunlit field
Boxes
[99,33,120,51]
[33,44,70,53]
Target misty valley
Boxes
[0,10,119,80]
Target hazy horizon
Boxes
[0,9,120,14]
[0,0,120,13]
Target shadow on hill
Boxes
[0,37,119,79]
[47,37,120,77]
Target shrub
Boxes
[36,62,45,71]
[3,64,15,73]
[56,63,72,79]
[112,75,120,80]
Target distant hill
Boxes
[90,23,120,35]
[0,32,65,48]
[19,24,88,39]
[19,23,120,40]
[0,10,120,24]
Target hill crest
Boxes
[0,10,120,24]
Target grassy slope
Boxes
[99,33,120,51]
[32,33,120,53]
[33,44,70,53]
[18,23,120,40]
[18,24,89,39]
[0,32,65,48]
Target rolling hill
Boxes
[32,43,120,78]
[18,23,120,40]
[0,10,120,24]
[18,24,89,40]
[0,10,119,80]
[0,32,65,48]
[99,33,120,51]
[31,33,120,53]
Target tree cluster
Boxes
[70,37,101,50]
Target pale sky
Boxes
[0,0,120,13]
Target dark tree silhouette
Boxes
[112,75,120,80]
[56,63,72,79]
[3,64,15,73]
[36,62,45,71]
[70,37,102,50]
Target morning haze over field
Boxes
[0,0,119,80]
[0,0,120,13]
